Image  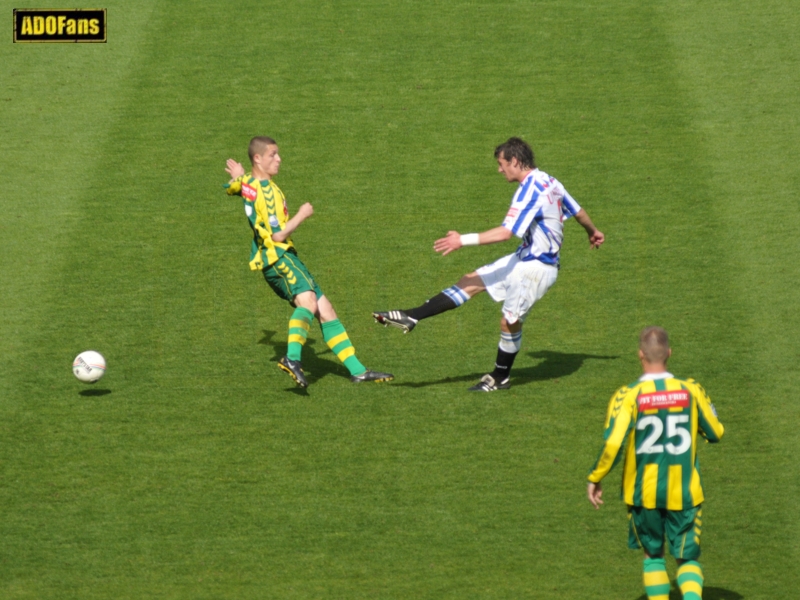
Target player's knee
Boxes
[317,297,337,322]
[456,272,485,296]
[501,317,522,333]
[459,272,479,285]
[294,291,317,313]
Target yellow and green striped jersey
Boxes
[588,373,724,510]
[224,174,294,269]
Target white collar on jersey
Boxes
[639,371,674,381]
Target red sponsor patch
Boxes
[242,184,258,201]
[637,390,689,410]
[506,207,519,219]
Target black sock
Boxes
[490,348,518,383]
[404,293,457,321]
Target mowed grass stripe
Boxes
[540,3,766,598]
[0,0,160,400]
[658,1,800,593]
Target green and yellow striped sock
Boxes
[286,307,313,361]
[321,319,366,376]
[676,561,703,600]
[642,557,670,600]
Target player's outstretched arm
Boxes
[433,226,512,255]
[225,159,245,181]
[272,202,314,243]
[573,209,605,249]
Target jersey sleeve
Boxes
[224,176,244,196]
[689,380,725,443]
[550,177,582,220]
[501,177,542,238]
[587,386,636,483]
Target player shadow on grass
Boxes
[258,329,352,393]
[635,587,742,600]
[393,350,619,388]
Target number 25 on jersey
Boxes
[636,414,692,455]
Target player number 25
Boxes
[636,414,691,455]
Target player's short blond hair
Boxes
[248,136,277,164]
[639,326,670,363]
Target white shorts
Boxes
[476,253,558,324]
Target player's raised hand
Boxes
[434,231,462,256]
[296,202,314,219]
[587,482,604,509]
[588,229,605,249]
[225,159,245,180]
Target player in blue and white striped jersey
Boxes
[504,168,583,264]
[374,137,604,391]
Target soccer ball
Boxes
[72,351,106,383]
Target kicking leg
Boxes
[374,272,486,333]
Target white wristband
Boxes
[460,233,480,246]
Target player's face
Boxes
[256,145,281,177]
[497,155,523,182]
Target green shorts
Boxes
[628,505,703,560]
[262,251,323,302]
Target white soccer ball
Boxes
[72,351,106,383]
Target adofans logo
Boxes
[14,9,107,43]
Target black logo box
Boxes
[14,9,106,43]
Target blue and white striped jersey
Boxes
[501,169,582,265]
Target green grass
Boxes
[1,0,798,598]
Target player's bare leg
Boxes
[453,272,487,297]
[294,290,318,314]
[374,271,486,333]
[315,294,338,323]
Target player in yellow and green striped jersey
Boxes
[587,327,724,600]
[224,136,393,388]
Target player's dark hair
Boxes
[639,326,670,363]
[248,136,277,164]
[494,137,536,169]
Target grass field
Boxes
[1,1,799,598]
